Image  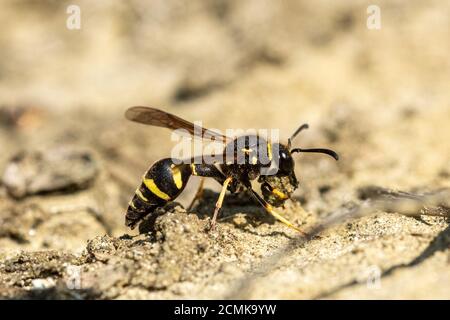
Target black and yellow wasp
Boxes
[124,106,338,234]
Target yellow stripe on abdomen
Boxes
[143,177,171,201]
[135,188,148,202]
[172,166,183,189]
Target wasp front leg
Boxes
[246,184,308,236]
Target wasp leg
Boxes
[187,177,205,211]
[188,163,229,212]
[247,187,308,236]
[210,177,233,230]
[190,163,226,184]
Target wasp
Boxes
[124,106,338,234]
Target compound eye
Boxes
[279,151,294,174]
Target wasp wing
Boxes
[125,106,232,143]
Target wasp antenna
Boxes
[288,123,309,149]
[291,148,339,161]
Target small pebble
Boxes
[2,147,98,198]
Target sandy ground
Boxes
[0,0,449,299]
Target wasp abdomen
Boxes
[125,158,191,229]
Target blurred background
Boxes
[0,0,449,299]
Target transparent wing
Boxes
[125,106,232,143]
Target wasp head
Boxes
[259,124,339,207]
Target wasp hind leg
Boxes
[187,177,205,211]
[188,163,227,212]
[210,177,233,230]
